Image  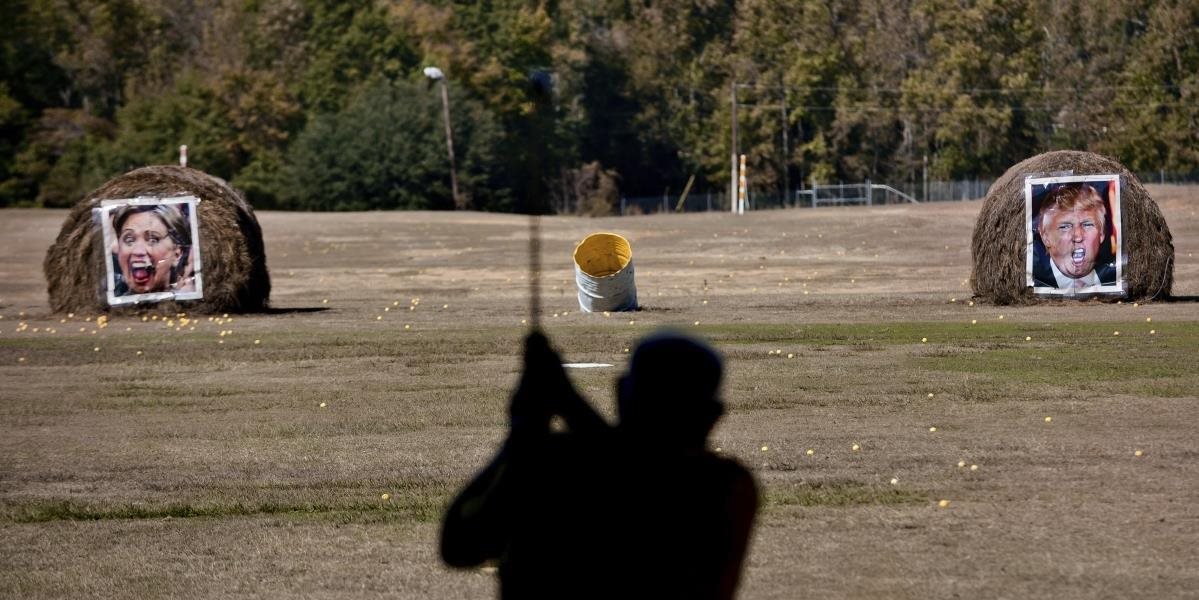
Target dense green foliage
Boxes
[1,0,1196,210]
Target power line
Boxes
[734,101,1195,113]
[733,82,1186,95]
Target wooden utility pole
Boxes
[780,97,789,205]
[730,81,739,213]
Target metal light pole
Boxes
[423,66,463,209]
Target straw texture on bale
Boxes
[971,150,1173,304]
[44,165,270,314]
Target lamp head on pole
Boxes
[422,66,445,81]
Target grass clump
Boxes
[2,491,450,524]
[764,480,926,509]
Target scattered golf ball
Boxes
[851,444,860,452]
[957,460,966,468]
[969,464,978,471]
[921,337,927,343]
[890,477,899,485]
[938,499,950,508]
[93,347,100,352]
[928,426,937,432]
[1113,331,1120,336]
[254,339,261,345]
[381,493,390,501]
[1134,450,1144,457]
[1150,330,1156,335]
[761,446,768,452]
[971,319,977,324]
[1025,336,1031,341]
[319,402,327,408]
[1044,416,1052,423]
[806,449,815,456]
[927,393,934,398]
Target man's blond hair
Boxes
[1036,183,1106,238]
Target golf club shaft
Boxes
[529,214,541,331]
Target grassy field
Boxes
[2,186,1198,599]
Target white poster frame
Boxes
[1025,175,1123,297]
[98,195,204,306]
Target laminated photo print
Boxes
[1025,175,1123,296]
[97,196,204,306]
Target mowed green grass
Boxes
[3,318,1193,525]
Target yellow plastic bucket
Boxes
[573,232,637,312]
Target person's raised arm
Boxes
[520,331,607,435]
[441,331,593,567]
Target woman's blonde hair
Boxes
[111,203,191,247]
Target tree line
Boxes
[1,0,1195,212]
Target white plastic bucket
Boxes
[573,232,637,312]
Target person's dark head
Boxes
[617,330,724,449]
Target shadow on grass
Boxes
[261,307,331,315]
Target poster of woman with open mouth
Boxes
[99,196,204,306]
[1026,174,1124,296]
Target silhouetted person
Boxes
[441,330,758,599]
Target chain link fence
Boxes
[615,171,1199,215]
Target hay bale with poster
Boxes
[44,165,270,314]
[971,150,1173,304]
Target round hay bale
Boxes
[44,165,270,314]
[971,150,1173,304]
